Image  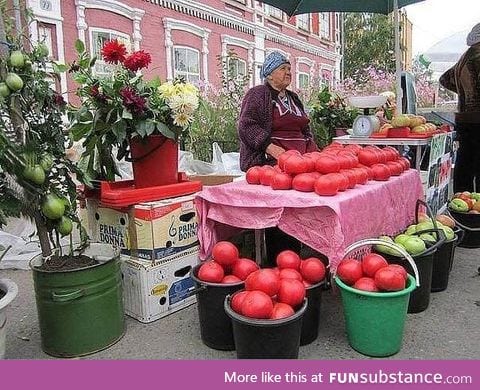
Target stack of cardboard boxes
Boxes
[87,194,200,323]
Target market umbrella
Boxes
[258,0,427,113]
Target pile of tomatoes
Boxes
[336,253,409,292]
[246,143,411,196]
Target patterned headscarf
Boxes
[260,51,290,80]
[467,23,480,46]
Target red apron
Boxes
[271,95,317,154]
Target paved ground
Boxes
[1,246,479,360]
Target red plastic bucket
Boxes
[130,135,178,188]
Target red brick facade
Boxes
[26,0,341,102]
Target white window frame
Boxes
[173,46,201,83]
[320,13,331,39]
[38,24,54,59]
[228,57,247,79]
[89,28,131,76]
[265,5,284,20]
[298,72,310,89]
[296,13,311,32]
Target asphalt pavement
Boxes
[1,246,479,360]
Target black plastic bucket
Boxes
[382,250,435,313]
[191,265,244,351]
[449,210,480,248]
[449,228,464,273]
[431,236,457,292]
[300,281,324,346]
[225,295,307,359]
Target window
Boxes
[38,25,53,59]
[91,29,131,76]
[265,5,283,20]
[228,57,247,79]
[297,14,310,31]
[174,47,200,83]
[320,13,331,39]
[298,73,310,89]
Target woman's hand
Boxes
[266,143,286,160]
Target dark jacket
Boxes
[439,43,480,124]
[237,83,315,171]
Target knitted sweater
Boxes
[237,84,315,171]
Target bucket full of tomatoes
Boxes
[335,239,420,357]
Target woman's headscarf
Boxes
[260,51,290,80]
[467,23,480,46]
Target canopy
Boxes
[258,0,427,113]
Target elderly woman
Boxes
[238,51,318,172]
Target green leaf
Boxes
[53,63,68,73]
[122,109,133,120]
[111,120,127,142]
[156,122,176,139]
[69,123,92,141]
[75,39,85,54]
[89,56,97,68]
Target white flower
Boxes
[173,112,192,127]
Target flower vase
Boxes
[129,135,179,188]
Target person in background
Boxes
[237,51,319,264]
[440,22,480,193]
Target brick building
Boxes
[26,0,342,103]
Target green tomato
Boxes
[22,165,35,181]
[40,154,54,172]
[56,216,73,236]
[449,198,469,213]
[0,82,10,98]
[36,43,49,59]
[28,165,46,185]
[41,194,65,220]
[5,72,24,91]
[9,50,25,68]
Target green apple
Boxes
[403,236,426,255]
[9,50,25,68]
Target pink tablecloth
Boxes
[195,169,424,271]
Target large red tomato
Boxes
[336,154,352,170]
[259,166,276,186]
[353,168,368,185]
[241,290,274,319]
[388,264,408,280]
[300,257,326,283]
[231,258,260,280]
[271,172,293,190]
[279,268,303,281]
[246,166,262,184]
[357,149,378,166]
[276,250,301,270]
[245,268,280,297]
[212,241,239,267]
[315,155,341,174]
[221,275,242,284]
[336,258,363,285]
[314,174,339,196]
[371,163,391,181]
[339,169,357,189]
[353,277,379,292]
[398,157,411,170]
[278,150,300,171]
[374,267,406,291]
[231,291,249,314]
[271,302,295,319]
[330,172,349,192]
[197,261,225,283]
[344,144,362,155]
[276,278,306,308]
[284,155,309,175]
[361,253,388,278]
[292,173,317,192]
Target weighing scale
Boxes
[348,95,387,137]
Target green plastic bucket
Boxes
[30,243,125,357]
[336,274,416,357]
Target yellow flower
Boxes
[158,82,176,98]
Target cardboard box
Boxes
[88,194,199,260]
[187,174,240,186]
[121,247,200,323]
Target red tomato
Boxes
[271,172,293,190]
[276,250,301,270]
[386,161,403,176]
[271,302,295,319]
[231,291,249,314]
[246,166,262,184]
[231,258,260,280]
[259,167,276,186]
[336,258,363,285]
[336,154,352,170]
[278,151,297,171]
[300,257,326,283]
[361,253,388,278]
[315,155,341,174]
[353,277,379,292]
[303,280,312,288]
[357,149,378,166]
[344,144,362,154]
[212,241,239,267]
[241,290,274,319]
[284,155,309,175]
[374,267,406,291]
[339,169,357,189]
[303,157,316,172]
[292,173,317,192]
[221,275,242,284]
[371,163,391,181]
[314,174,339,196]
[388,264,408,280]
[279,268,303,281]
[352,168,368,185]
[198,261,225,283]
[398,157,411,170]
[277,278,306,308]
[383,146,400,159]
[245,268,280,297]
[330,172,349,192]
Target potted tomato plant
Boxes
[0,14,124,357]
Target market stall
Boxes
[196,169,423,271]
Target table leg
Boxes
[416,146,422,170]
[254,229,265,265]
